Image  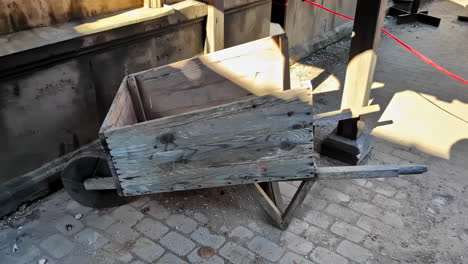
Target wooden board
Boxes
[131,35,288,119]
[100,76,138,132]
[103,89,314,196]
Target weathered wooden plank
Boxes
[251,183,284,227]
[205,0,225,53]
[127,76,148,122]
[121,157,314,195]
[84,177,117,190]
[280,179,317,229]
[104,89,313,195]
[314,165,425,179]
[132,35,287,119]
[100,77,138,133]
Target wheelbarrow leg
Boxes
[252,178,317,230]
[259,182,284,210]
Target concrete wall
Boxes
[0,0,271,184]
[285,0,357,61]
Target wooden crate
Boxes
[99,34,315,196]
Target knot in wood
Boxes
[159,133,175,144]
[280,139,296,150]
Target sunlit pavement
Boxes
[1,1,467,263]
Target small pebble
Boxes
[74,213,83,220]
[38,258,47,264]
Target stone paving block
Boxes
[188,248,224,264]
[160,231,196,256]
[111,205,145,226]
[353,179,367,186]
[230,226,254,241]
[287,218,310,235]
[191,227,225,249]
[372,194,402,210]
[2,245,42,264]
[303,195,328,210]
[84,213,116,230]
[159,253,188,264]
[55,214,84,235]
[247,236,284,262]
[142,200,170,220]
[356,215,393,233]
[392,149,425,164]
[131,237,165,262]
[386,177,413,189]
[310,247,348,264]
[219,242,255,264]
[62,255,93,264]
[328,181,375,201]
[372,151,401,164]
[280,232,314,255]
[303,225,340,248]
[380,211,404,228]
[279,252,314,264]
[247,222,282,241]
[135,217,169,240]
[365,181,397,197]
[40,234,74,259]
[325,203,360,223]
[75,228,109,249]
[336,240,373,263]
[66,200,93,215]
[395,191,409,200]
[303,210,333,229]
[129,196,151,208]
[279,182,298,198]
[106,222,139,244]
[116,252,134,263]
[319,187,351,204]
[166,214,198,234]
[330,221,367,243]
[193,212,209,224]
[349,201,384,219]
[99,242,135,263]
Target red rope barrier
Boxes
[303,0,468,85]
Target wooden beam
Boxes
[340,0,387,111]
[144,0,164,8]
[205,0,225,53]
[84,177,117,190]
[252,183,284,227]
[280,179,316,229]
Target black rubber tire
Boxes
[62,156,127,208]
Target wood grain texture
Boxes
[204,0,224,53]
[84,177,116,190]
[315,165,400,179]
[131,35,288,119]
[100,77,138,133]
[104,89,314,195]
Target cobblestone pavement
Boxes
[1,1,467,263]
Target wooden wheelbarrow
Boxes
[62,34,426,229]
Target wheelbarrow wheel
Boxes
[62,156,127,208]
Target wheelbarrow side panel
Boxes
[103,89,314,196]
